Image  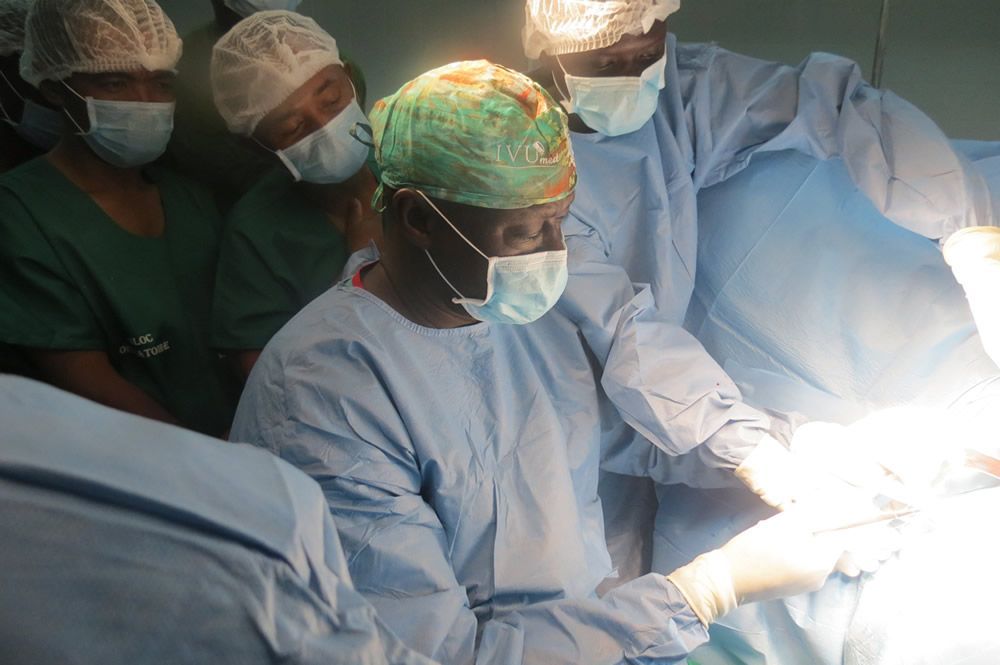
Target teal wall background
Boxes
[158,0,999,139]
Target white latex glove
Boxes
[666,511,846,626]
[735,427,912,576]
[794,408,965,507]
[944,226,1000,367]
[733,434,809,510]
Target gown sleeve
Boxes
[559,217,777,472]
[679,43,996,239]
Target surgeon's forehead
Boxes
[489,193,576,223]
[535,192,575,217]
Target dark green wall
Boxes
[159,0,998,139]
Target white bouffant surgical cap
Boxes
[0,0,31,57]
[19,0,181,86]
[211,10,342,137]
[523,0,680,59]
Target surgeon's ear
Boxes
[392,188,434,250]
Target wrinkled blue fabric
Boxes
[651,144,1000,665]
[559,34,996,477]
[0,375,432,665]
[688,147,1000,411]
[231,246,711,665]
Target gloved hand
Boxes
[944,226,1000,367]
[734,434,812,510]
[733,433,883,519]
[739,407,966,509]
[734,423,918,576]
[666,511,847,626]
[792,408,965,508]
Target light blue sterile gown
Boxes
[0,375,432,665]
[653,145,1000,665]
[558,33,996,476]
[230,246,714,665]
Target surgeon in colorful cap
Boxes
[0,0,64,173]
[522,0,996,566]
[167,0,368,210]
[230,60,863,665]
[0,0,239,435]
[209,10,380,381]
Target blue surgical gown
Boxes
[653,145,1000,665]
[230,249,712,665]
[559,34,996,474]
[0,375,431,665]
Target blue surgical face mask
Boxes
[62,82,175,168]
[0,72,63,150]
[272,97,371,184]
[223,0,302,17]
[417,191,568,325]
[555,52,667,137]
[14,99,64,150]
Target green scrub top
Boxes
[211,168,351,351]
[0,157,239,435]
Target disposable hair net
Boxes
[212,10,342,137]
[0,0,31,57]
[19,0,181,86]
[371,60,576,210]
[523,0,680,59]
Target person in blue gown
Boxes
[0,374,434,665]
[231,60,859,665]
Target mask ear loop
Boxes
[0,70,24,123]
[349,122,374,148]
[552,56,575,113]
[343,78,375,148]
[59,81,93,136]
[415,190,489,261]
[251,129,304,181]
[414,189,495,306]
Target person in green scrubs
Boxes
[0,0,64,378]
[210,10,381,380]
[0,0,238,436]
